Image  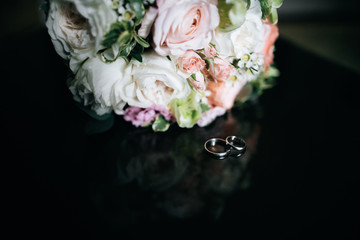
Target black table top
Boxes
[2,29,360,239]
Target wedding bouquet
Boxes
[43,0,283,131]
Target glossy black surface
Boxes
[3,29,360,239]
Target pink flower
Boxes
[188,71,206,91]
[152,0,219,56]
[206,80,245,109]
[123,105,174,127]
[177,50,205,73]
[197,106,226,127]
[208,57,235,82]
[262,21,279,70]
[138,6,158,38]
[201,44,217,59]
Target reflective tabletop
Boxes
[3,29,360,239]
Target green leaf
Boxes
[218,0,247,32]
[134,34,150,48]
[268,7,278,24]
[117,30,132,45]
[273,0,284,8]
[102,23,124,48]
[200,103,211,113]
[129,43,144,62]
[119,40,137,57]
[190,73,197,81]
[129,0,145,25]
[205,58,215,72]
[130,51,142,62]
[152,115,170,132]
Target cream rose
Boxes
[45,0,117,72]
[113,52,191,109]
[212,0,265,60]
[69,54,128,115]
[152,0,219,56]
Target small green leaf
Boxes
[268,7,278,24]
[102,23,123,48]
[117,30,132,45]
[190,73,197,81]
[134,34,150,48]
[152,115,170,132]
[119,41,137,57]
[273,0,284,8]
[129,0,145,25]
[129,43,144,62]
[130,51,142,62]
[205,58,215,72]
[200,103,211,113]
[197,52,206,59]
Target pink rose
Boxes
[201,44,217,59]
[177,50,205,73]
[262,21,279,70]
[188,71,206,91]
[206,80,245,109]
[152,0,219,56]
[208,57,235,82]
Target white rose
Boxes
[212,0,265,60]
[45,0,117,72]
[70,54,128,115]
[113,52,191,109]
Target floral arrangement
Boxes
[43,0,283,131]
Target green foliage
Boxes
[152,115,170,132]
[218,0,249,32]
[259,0,284,24]
[101,0,150,62]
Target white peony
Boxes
[45,0,117,73]
[212,0,265,61]
[113,52,191,109]
[70,54,128,115]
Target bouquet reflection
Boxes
[88,102,261,226]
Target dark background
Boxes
[2,1,360,239]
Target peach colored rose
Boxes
[152,0,219,56]
[178,50,206,73]
[208,57,235,82]
[202,44,217,58]
[262,22,279,70]
[188,71,206,91]
[206,80,245,109]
